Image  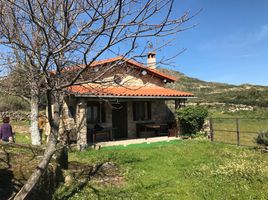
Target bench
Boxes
[87,127,114,143]
[136,122,155,138]
[136,122,169,138]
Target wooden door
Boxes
[112,102,128,139]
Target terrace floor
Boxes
[91,136,181,148]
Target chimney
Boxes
[147,52,156,69]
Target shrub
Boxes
[0,95,30,111]
[256,130,268,146]
[176,106,208,135]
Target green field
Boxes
[209,109,268,146]
[211,118,268,146]
[59,140,268,200]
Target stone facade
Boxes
[92,64,165,87]
[58,98,175,144]
[76,101,87,148]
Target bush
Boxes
[256,131,268,146]
[176,106,208,135]
[0,95,30,111]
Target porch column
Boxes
[76,99,87,150]
[175,99,186,109]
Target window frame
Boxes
[133,101,152,121]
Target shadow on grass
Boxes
[0,169,14,200]
[86,179,173,199]
[54,161,173,200]
[0,144,44,199]
[54,162,107,200]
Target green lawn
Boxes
[65,140,268,200]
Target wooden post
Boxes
[175,100,182,137]
[236,118,240,146]
[209,118,214,142]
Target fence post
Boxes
[209,118,214,142]
[236,118,240,146]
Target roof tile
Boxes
[68,84,194,98]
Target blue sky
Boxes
[1,1,267,86]
[158,0,268,85]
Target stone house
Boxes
[56,53,194,148]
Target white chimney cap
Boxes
[147,52,156,69]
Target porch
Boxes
[81,99,183,144]
[87,121,176,143]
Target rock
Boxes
[64,175,74,186]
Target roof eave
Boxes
[70,94,195,100]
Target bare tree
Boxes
[0,0,196,198]
[0,29,45,145]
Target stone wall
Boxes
[186,102,254,112]
[152,101,171,123]
[0,111,30,121]
[97,65,165,87]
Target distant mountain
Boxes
[159,68,268,107]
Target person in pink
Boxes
[0,117,14,143]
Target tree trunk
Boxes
[30,88,41,145]
[13,141,57,200]
[14,90,64,199]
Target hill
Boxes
[160,68,268,107]
[1,67,268,110]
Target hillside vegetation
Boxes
[0,93,30,112]
[1,68,268,112]
[160,68,268,107]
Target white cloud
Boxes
[198,24,268,51]
[256,25,268,41]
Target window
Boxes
[87,103,106,123]
[133,101,151,121]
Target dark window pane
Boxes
[101,104,106,122]
[133,101,148,121]
[137,102,145,120]
[147,102,151,120]
[87,102,106,123]
[92,106,98,122]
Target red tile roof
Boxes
[63,56,177,82]
[68,84,194,98]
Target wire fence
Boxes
[209,118,268,147]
